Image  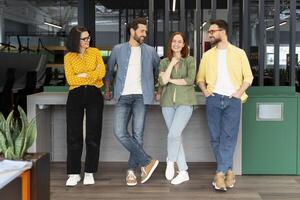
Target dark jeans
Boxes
[66,86,104,174]
[113,94,151,170]
[206,93,241,173]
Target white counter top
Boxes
[27,91,206,106]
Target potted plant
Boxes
[0,106,50,200]
[0,106,37,159]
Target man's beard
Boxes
[133,34,145,44]
[210,37,221,45]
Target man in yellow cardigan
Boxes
[197,19,253,192]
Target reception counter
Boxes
[27,92,242,174]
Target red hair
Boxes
[166,32,189,61]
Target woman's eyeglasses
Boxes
[80,36,91,42]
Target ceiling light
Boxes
[200,21,207,29]
[44,22,62,29]
[266,21,287,31]
[172,0,176,12]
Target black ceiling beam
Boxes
[98,0,228,10]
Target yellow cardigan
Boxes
[64,47,106,90]
[196,43,253,102]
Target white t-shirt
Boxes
[213,49,236,96]
[122,46,143,95]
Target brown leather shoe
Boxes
[212,172,227,191]
[225,169,236,188]
[140,159,159,184]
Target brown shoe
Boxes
[140,159,159,184]
[126,170,137,186]
[212,172,227,191]
[225,169,236,188]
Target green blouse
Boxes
[159,56,197,107]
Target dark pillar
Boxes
[179,0,186,33]
[227,0,233,42]
[78,0,95,46]
[274,0,280,86]
[289,0,296,86]
[148,0,154,46]
[242,0,250,57]
[211,0,216,20]
[195,0,202,68]
[258,0,265,86]
[119,9,122,43]
[164,0,170,56]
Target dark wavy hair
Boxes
[66,26,89,53]
[166,32,189,61]
[127,17,147,36]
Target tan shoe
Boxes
[212,172,227,191]
[225,169,236,188]
[141,159,159,184]
[126,170,137,186]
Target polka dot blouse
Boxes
[64,47,106,90]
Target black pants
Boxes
[66,86,104,174]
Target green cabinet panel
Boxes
[298,97,300,174]
[242,87,298,174]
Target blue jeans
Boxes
[113,94,151,170]
[206,93,241,174]
[162,105,193,171]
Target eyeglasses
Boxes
[207,29,223,34]
[80,36,91,42]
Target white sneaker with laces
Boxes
[171,171,189,185]
[66,174,81,186]
[83,172,95,185]
[165,158,175,180]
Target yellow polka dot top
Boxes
[64,47,106,90]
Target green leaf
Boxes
[0,130,7,153]
[14,128,26,159]
[14,106,30,159]
[0,112,5,133]
[18,106,29,133]
[10,118,20,143]
[22,119,37,156]
[5,110,14,149]
[5,146,17,160]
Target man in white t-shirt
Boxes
[105,17,160,186]
[197,19,253,191]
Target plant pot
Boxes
[0,177,22,200]
[24,152,50,200]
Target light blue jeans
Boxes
[162,105,193,171]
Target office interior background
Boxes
[0,0,300,102]
[1,0,300,200]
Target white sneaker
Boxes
[171,171,189,185]
[165,158,175,180]
[66,174,81,186]
[83,172,95,185]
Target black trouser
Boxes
[66,86,104,174]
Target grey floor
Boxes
[50,162,300,200]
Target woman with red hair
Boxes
[158,32,197,185]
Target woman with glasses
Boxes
[158,32,197,185]
[64,26,106,186]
